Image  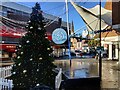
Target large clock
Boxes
[52,28,67,44]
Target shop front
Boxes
[101,30,120,60]
[0,44,17,58]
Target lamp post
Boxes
[66,0,72,67]
[99,0,102,81]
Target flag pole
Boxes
[65,0,72,67]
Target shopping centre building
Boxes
[0,2,69,58]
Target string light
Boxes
[1,23,25,38]
[47,48,50,50]
[30,58,33,61]
[23,34,26,37]
[37,69,39,72]
[1,4,71,38]
[26,40,30,43]
[36,84,39,86]
[39,57,42,60]
[19,45,22,47]
[2,10,67,38]
[13,72,16,74]
[38,27,41,30]
[18,63,21,66]
[15,49,17,52]
[17,56,20,59]
[2,16,27,25]
[21,52,23,54]
[26,26,29,28]
[30,26,33,29]
[28,20,31,23]
[45,37,48,39]
[1,4,67,29]
[23,70,27,73]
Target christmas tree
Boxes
[10,3,56,89]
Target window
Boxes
[0,5,2,11]
[15,10,22,15]
[7,8,15,13]
[22,12,29,16]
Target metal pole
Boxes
[99,0,102,81]
[65,0,71,67]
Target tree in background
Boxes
[88,39,100,47]
[9,3,56,89]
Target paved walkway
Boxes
[55,59,120,89]
[1,58,120,89]
[101,60,120,89]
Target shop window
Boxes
[22,12,29,16]
[15,10,22,15]
[7,8,15,13]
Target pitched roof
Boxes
[101,29,120,38]
[94,29,120,39]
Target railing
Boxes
[0,78,13,90]
[0,67,62,90]
[0,66,12,78]
[55,68,62,90]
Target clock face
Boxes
[52,28,67,44]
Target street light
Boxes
[65,0,72,67]
[99,0,102,81]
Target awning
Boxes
[0,44,16,52]
[70,0,112,32]
[0,21,24,38]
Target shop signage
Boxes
[52,28,67,44]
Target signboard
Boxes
[82,30,88,38]
[52,28,67,45]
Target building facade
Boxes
[0,2,69,58]
[70,0,120,60]
[100,1,120,60]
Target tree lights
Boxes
[9,3,56,89]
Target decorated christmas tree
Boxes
[10,3,56,89]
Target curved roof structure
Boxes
[70,0,112,33]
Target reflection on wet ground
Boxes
[101,61,119,89]
[54,59,119,89]
[54,60,99,79]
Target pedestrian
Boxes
[95,53,99,60]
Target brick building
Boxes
[70,0,120,60]
[100,0,120,60]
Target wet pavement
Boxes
[54,59,120,89]
[54,60,99,79]
[1,57,119,89]
[101,61,120,89]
